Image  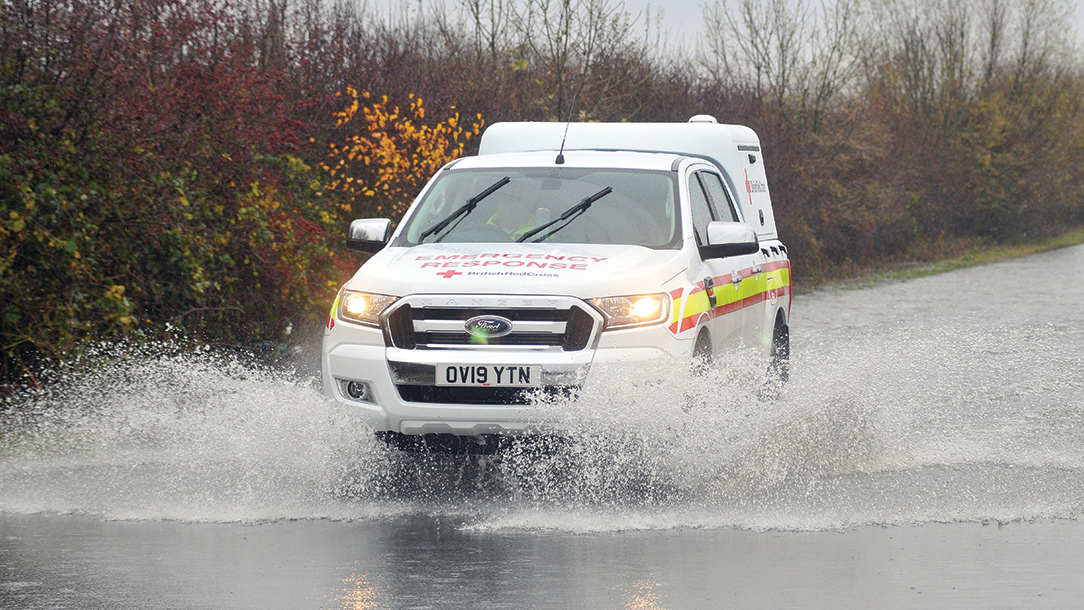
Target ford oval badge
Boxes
[465,315,514,338]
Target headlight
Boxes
[591,293,670,330]
[338,290,398,327]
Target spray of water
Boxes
[0,342,391,522]
[1,316,1081,531]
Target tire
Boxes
[691,331,712,377]
[767,315,790,388]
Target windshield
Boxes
[396,167,680,248]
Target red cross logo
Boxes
[436,269,462,279]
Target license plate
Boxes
[436,364,541,387]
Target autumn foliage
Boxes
[2,0,1084,386]
[323,87,484,218]
[0,0,343,382]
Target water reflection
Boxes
[335,573,383,610]
[330,567,672,610]
[623,580,669,610]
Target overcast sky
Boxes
[622,0,1084,51]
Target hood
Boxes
[347,242,688,298]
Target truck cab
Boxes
[321,117,792,444]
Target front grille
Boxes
[416,308,567,347]
[385,298,598,352]
[395,384,578,405]
[396,385,532,405]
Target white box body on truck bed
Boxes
[321,117,792,442]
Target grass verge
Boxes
[813,226,1084,291]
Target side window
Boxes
[699,172,738,222]
[688,173,716,246]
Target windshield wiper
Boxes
[417,176,511,243]
[516,186,612,243]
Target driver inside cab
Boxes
[487,197,544,240]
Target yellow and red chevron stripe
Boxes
[668,260,791,334]
[326,285,345,331]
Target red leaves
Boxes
[0,0,350,383]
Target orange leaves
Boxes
[322,88,484,218]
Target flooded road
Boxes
[2,244,1083,608]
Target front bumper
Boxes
[321,293,693,436]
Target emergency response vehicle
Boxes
[321,116,792,447]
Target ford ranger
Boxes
[321,116,792,447]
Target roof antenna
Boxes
[555,121,570,165]
[555,89,582,165]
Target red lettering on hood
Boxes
[412,252,608,269]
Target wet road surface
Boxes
[2,244,1083,608]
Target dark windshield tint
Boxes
[396,167,680,248]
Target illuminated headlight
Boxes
[338,290,398,327]
[591,293,670,330]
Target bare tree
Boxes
[513,0,654,119]
[459,0,517,63]
[699,0,863,130]
[863,0,1073,116]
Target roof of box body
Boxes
[447,149,683,172]
[478,121,760,172]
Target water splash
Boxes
[1,310,1082,531]
[0,342,389,522]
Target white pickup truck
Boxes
[321,116,791,448]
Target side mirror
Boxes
[346,219,392,253]
[698,221,759,260]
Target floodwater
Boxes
[2,244,1083,609]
